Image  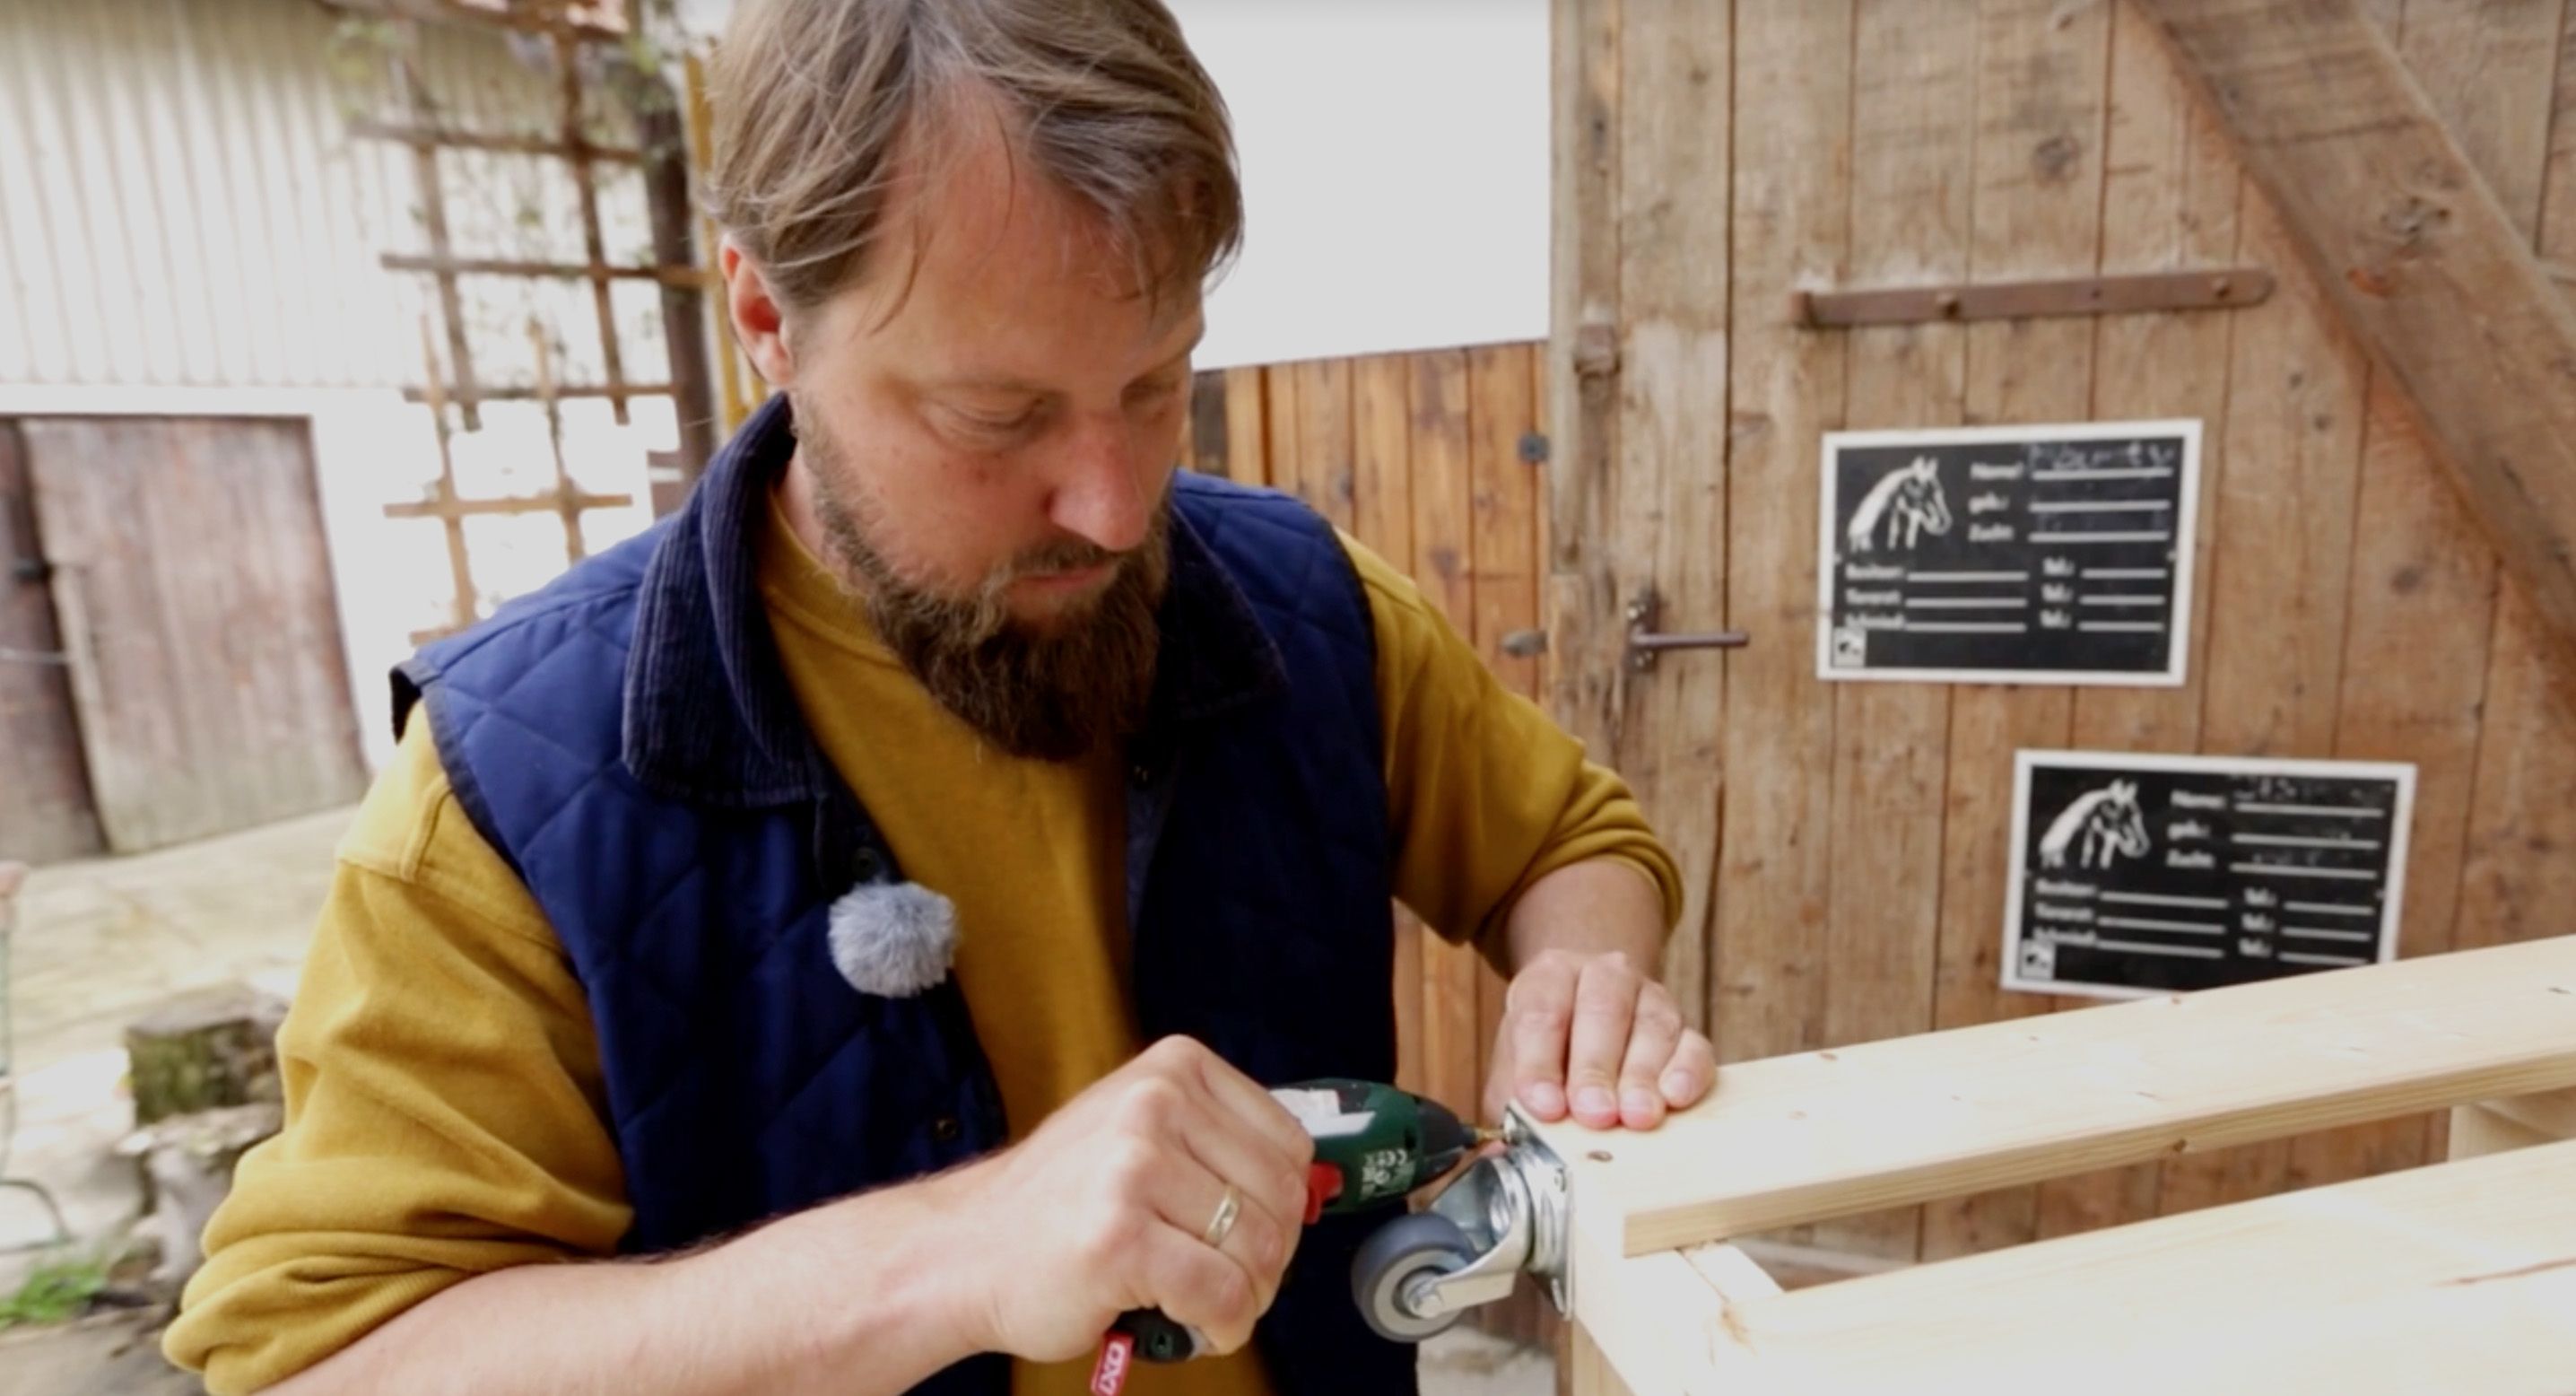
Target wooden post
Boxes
[391,21,480,432]
[529,319,586,564]
[414,314,479,633]
[623,57,720,487]
[553,25,631,426]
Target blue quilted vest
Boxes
[391,398,1413,1394]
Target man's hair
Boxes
[705,0,1242,312]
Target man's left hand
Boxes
[1483,948,1715,1130]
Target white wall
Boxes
[1167,0,1551,368]
[671,0,1553,370]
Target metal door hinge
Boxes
[1626,589,1748,671]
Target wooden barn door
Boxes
[18,416,365,852]
[0,422,105,863]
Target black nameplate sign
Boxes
[2004,751,2416,1000]
[1817,420,2201,685]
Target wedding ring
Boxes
[1201,1185,1242,1248]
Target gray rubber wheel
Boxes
[1350,1211,1475,1343]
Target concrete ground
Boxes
[0,809,1554,1395]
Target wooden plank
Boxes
[1608,0,1732,1037]
[1562,1237,1741,1396]
[2452,0,2576,973]
[1289,357,1356,530]
[1408,347,1485,1125]
[1467,345,1543,702]
[1347,352,1423,1100]
[1546,0,1629,763]
[348,117,643,162]
[1792,267,2270,327]
[1344,380,1416,716]
[1530,934,2576,1257]
[29,419,205,851]
[1710,0,1854,1256]
[2161,172,2374,1221]
[1467,340,1542,1102]
[2135,0,2576,713]
[1684,1139,2576,1395]
[1563,1322,1634,1396]
[22,418,364,851]
[399,380,677,406]
[2450,1086,2576,1157]
[2456,589,2576,949]
[2289,377,2501,1191]
[1833,0,1979,1264]
[2392,0,2565,241]
[379,253,704,286]
[2043,0,2246,1243]
[383,489,631,519]
[0,418,102,863]
[553,28,630,424]
[1262,362,1302,502]
[1712,0,1848,1118]
[1222,366,1267,488]
[1466,343,1564,1355]
[2545,0,2576,253]
[1919,0,2112,1263]
[2286,0,2555,1195]
[1186,370,1228,477]
[392,21,479,432]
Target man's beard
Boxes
[791,406,1169,763]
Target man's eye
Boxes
[952,405,1039,436]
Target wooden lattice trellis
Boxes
[335,0,718,641]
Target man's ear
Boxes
[720,238,796,388]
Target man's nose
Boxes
[1045,414,1162,554]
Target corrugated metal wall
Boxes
[0,0,658,393]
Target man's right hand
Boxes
[937,1036,1316,1364]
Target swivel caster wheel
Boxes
[1349,1211,1476,1344]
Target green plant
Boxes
[0,1251,109,1331]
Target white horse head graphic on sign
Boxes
[1846,455,1953,554]
[2039,780,2151,870]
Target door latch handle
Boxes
[1626,589,1747,671]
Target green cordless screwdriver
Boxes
[1090,1079,1489,1393]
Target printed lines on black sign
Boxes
[2006,753,2415,1000]
[2226,791,2392,970]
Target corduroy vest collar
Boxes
[617,396,1286,809]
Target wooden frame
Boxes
[1540,936,2576,1393]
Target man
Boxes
[166,2,1713,1392]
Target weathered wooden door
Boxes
[19,417,365,852]
[0,422,104,863]
[1549,0,2576,1284]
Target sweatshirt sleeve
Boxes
[163,717,631,1395]
[1345,531,1684,966]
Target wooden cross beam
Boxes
[2128,0,2576,704]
